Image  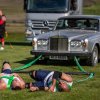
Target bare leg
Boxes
[2,41,5,48]
[61,73,73,82]
[29,70,36,79]
[0,38,5,50]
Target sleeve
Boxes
[0,20,4,25]
[53,71,62,80]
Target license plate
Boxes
[49,56,68,60]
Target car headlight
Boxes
[70,40,82,47]
[28,20,33,27]
[32,38,37,50]
[37,40,48,46]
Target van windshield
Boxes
[27,0,68,12]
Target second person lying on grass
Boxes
[26,69,73,92]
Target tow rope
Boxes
[12,55,94,83]
[74,57,94,83]
[12,55,42,72]
[74,57,86,72]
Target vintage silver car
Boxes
[31,15,100,66]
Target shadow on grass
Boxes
[5,41,31,46]
[14,57,86,67]
[14,57,35,65]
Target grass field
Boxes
[0,1,100,100]
[0,33,100,100]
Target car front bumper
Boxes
[30,50,92,58]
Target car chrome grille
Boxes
[31,20,56,30]
[50,37,68,51]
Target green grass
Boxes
[0,33,100,100]
[0,1,100,100]
[84,4,100,15]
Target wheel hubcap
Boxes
[93,50,98,64]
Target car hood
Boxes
[36,29,99,40]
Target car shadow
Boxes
[5,41,31,46]
[14,57,86,68]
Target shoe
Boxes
[0,47,4,50]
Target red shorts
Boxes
[0,38,4,42]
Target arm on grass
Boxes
[12,73,25,89]
[49,71,62,92]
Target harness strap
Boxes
[0,76,15,89]
[74,57,94,83]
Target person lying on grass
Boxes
[26,69,73,92]
[0,61,25,90]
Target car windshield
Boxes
[56,18,99,31]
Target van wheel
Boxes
[87,46,98,67]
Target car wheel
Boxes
[87,46,98,67]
